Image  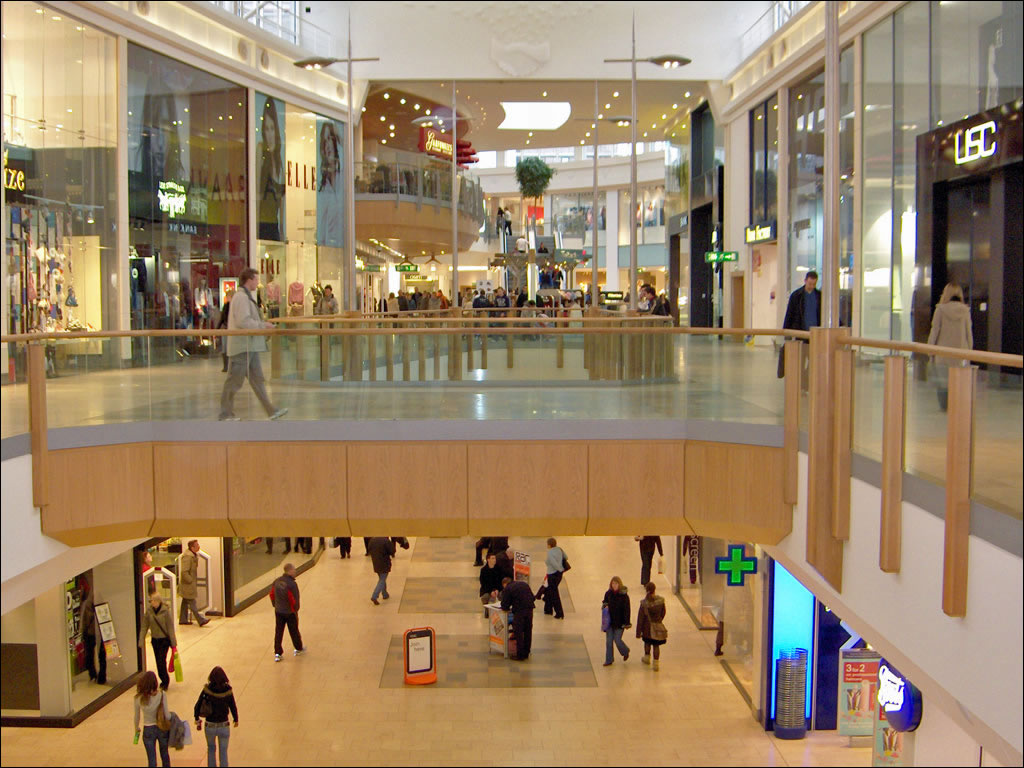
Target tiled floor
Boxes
[0,536,871,767]
[378,633,598,688]
[397,576,576,615]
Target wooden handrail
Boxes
[842,335,1023,369]
[0,326,808,342]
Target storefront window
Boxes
[3,3,117,337]
[255,92,346,317]
[1,550,138,720]
[226,536,322,613]
[127,43,247,364]
[618,184,666,246]
[749,95,779,227]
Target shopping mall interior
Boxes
[1,1,1022,766]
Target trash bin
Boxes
[774,647,808,740]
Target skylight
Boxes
[498,102,571,131]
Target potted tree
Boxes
[514,156,555,243]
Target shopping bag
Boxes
[601,605,611,633]
[172,649,184,683]
[657,556,664,575]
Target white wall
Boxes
[1,455,144,616]
[912,697,984,767]
[764,454,1024,764]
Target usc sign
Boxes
[954,120,997,165]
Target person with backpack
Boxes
[133,670,171,767]
[269,563,305,662]
[194,666,238,768]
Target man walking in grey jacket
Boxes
[219,267,287,421]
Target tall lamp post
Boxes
[605,12,689,311]
[295,14,379,313]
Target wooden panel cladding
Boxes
[805,328,844,592]
[227,443,348,537]
[468,442,587,536]
[943,365,975,618]
[152,444,234,537]
[783,341,801,505]
[684,441,791,545]
[28,343,48,508]
[43,444,155,546]
[880,356,907,573]
[347,442,468,537]
[586,441,689,535]
[832,348,853,540]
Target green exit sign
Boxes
[705,251,739,264]
[360,264,384,272]
[395,263,419,273]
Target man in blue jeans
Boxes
[367,537,396,605]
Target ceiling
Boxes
[363,78,706,153]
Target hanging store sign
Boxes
[395,263,419,273]
[744,221,776,244]
[876,660,922,732]
[418,127,453,161]
[360,264,384,272]
[714,544,757,586]
[954,120,997,165]
[705,251,739,264]
[157,181,188,219]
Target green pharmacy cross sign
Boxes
[705,251,739,264]
[715,545,757,586]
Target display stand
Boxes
[486,603,509,658]
[403,627,437,685]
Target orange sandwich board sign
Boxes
[403,627,437,685]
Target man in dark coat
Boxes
[637,536,663,588]
[367,537,396,605]
[500,576,536,660]
[779,270,821,381]
[494,547,515,582]
[480,554,504,606]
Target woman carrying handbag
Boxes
[636,581,668,671]
[194,666,238,767]
[133,671,171,767]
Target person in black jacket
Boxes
[602,577,632,666]
[473,537,491,567]
[480,554,504,607]
[494,547,515,582]
[637,536,663,588]
[500,577,535,660]
[487,537,510,557]
[367,537,396,605]
[217,291,233,371]
[194,666,238,767]
[779,271,821,382]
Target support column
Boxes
[35,585,72,717]
[604,190,620,291]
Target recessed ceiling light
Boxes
[528,132,533,137]
[390,132,395,137]
[400,98,406,104]
[542,91,548,97]
[605,103,611,109]
[651,123,656,128]
[580,139,585,145]
[773,104,778,110]
[598,113,604,119]
[361,107,366,112]
[585,132,591,137]
[381,139,387,144]
[425,109,431,115]
[380,115,386,121]
[526,140,530,144]
[383,92,390,99]
[684,91,691,98]
[389,124,395,130]
[414,103,421,110]
[643,132,648,137]
[498,102,571,131]
[613,91,620,98]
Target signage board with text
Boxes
[745,221,776,244]
[705,251,739,264]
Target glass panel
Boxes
[892,2,930,343]
[764,96,780,224]
[751,103,767,222]
[931,1,1024,128]
[229,536,321,610]
[861,17,894,340]
[972,371,1023,519]
[788,69,824,295]
[839,46,855,329]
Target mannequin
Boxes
[265,274,281,318]
[194,276,214,340]
[288,280,305,316]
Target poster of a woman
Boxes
[257,95,285,241]
[317,117,344,248]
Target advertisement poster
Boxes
[513,551,531,583]
[838,649,880,737]
[256,93,286,241]
[487,605,507,657]
[872,706,912,767]
[316,116,344,248]
[218,277,238,306]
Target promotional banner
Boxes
[316,116,344,247]
[838,649,880,737]
[487,605,508,657]
[513,551,531,583]
[256,93,286,241]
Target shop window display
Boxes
[3,3,117,351]
[255,91,346,323]
[127,43,247,362]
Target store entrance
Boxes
[932,163,1023,364]
[689,203,714,327]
